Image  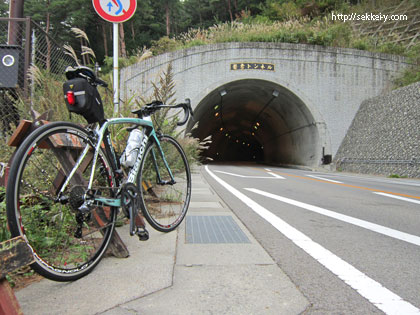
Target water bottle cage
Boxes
[126,124,139,132]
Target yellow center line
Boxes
[251,167,420,200]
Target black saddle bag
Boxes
[63,77,104,124]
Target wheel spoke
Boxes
[7,122,117,281]
[139,136,190,232]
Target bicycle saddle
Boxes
[65,65,96,81]
[65,65,108,87]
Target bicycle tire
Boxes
[138,135,191,232]
[6,121,118,281]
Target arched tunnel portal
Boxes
[188,79,322,166]
[122,43,408,166]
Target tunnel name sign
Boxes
[230,63,275,71]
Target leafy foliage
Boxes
[0,187,11,243]
[0,1,9,17]
[14,1,412,67]
[172,18,408,56]
[393,43,420,88]
[136,63,203,166]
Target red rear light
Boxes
[66,91,76,106]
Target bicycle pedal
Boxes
[78,203,90,214]
[74,227,83,239]
[136,228,149,241]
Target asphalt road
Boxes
[203,163,420,315]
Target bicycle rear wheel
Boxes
[138,135,191,232]
[6,122,117,281]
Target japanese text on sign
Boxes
[230,63,275,71]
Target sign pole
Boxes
[93,0,137,115]
[113,23,119,115]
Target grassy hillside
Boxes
[149,0,420,87]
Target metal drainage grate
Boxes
[186,216,250,244]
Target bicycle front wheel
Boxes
[6,122,118,281]
[138,135,191,232]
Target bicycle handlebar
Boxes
[173,99,193,126]
[135,99,193,126]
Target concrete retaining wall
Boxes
[334,82,420,178]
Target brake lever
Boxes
[146,100,163,107]
[186,98,193,117]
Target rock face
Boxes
[334,82,420,178]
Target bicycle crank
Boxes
[120,183,148,240]
[134,213,149,241]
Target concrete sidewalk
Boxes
[15,166,308,314]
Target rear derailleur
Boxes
[68,185,92,238]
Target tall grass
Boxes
[151,18,408,56]
[149,17,418,87]
[0,187,11,243]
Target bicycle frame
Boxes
[58,117,175,208]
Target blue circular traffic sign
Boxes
[93,0,137,23]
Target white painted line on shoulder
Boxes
[214,170,284,179]
[246,188,420,247]
[267,172,285,179]
[320,173,420,188]
[204,166,420,315]
[374,192,420,205]
[264,168,272,172]
[306,174,343,183]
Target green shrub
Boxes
[136,63,203,167]
[164,19,387,53]
[388,174,407,178]
[393,43,420,87]
[151,36,179,55]
[352,38,370,51]
[0,187,11,242]
[262,1,302,21]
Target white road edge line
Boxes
[373,192,420,205]
[246,188,420,247]
[306,174,343,183]
[205,165,420,315]
[214,170,284,179]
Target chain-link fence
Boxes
[0,17,79,187]
[0,17,77,139]
[0,18,26,137]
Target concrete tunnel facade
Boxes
[121,42,408,166]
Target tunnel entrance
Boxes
[188,79,322,166]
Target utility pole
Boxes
[8,0,24,45]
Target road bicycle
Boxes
[6,66,192,281]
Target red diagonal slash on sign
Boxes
[111,0,127,14]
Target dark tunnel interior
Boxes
[187,79,322,166]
